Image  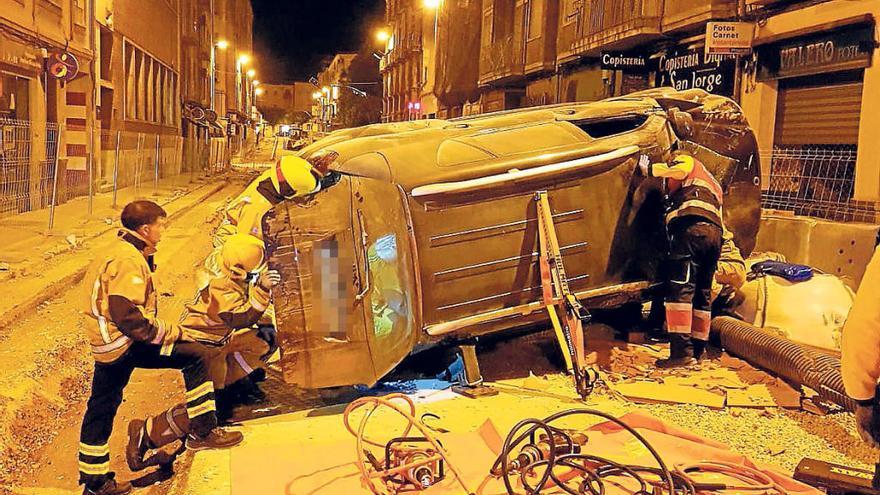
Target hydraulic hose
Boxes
[712,316,856,412]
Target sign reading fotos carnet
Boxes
[705,22,754,56]
[656,48,736,96]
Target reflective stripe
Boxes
[150,319,166,345]
[186,381,214,402]
[160,339,174,357]
[79,460,110,475]
[249,295,266,312]
[79,442,110,456]
[693,310,712,321]
[666,200,722,223]
[166,408,184,438]
[187,401,217,418]
[233,351,255,375]
[665,302,693,311]
[91,335,131,354]
[686,178,723,201]
[90,277,112,344]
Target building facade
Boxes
[0,0,253,220]
[1,0,96,214]
[741,0,880,221]
[257,82,314,123]
[380,0,424,122]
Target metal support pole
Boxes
[111,130,120,207]
[47,126,62,230]
[88,125,94,215]
[154,134,160,194]
[135,133,143,191]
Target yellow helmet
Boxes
[220,234,266,280]
[271,156,319,198]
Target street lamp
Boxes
[238,54,251,65]
[216,39,229,50]
[375,29,390,43]
[247,69,256,79]
[423,0,441,9]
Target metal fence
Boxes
[0,117,232,225]
[761,145,876,223]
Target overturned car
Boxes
[265,88,762,389]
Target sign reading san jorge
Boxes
[656,48,736,96]
[757,23,875,80]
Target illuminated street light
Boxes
[238,54,251,65]
[216,40,229,50]
[247,69,256,78]
[253,80,260,86]
[255,87,264,96]
[423,0,441,9]
[375,29,390,43]
[313,91,322,99]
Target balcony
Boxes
[662,0,736,34]
[479,34,525,87]
[558,0,663,63]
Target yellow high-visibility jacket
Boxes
[224,171,275,241]
[180,275,271,345]
[714,224,746,292]
[842,245,880,401]
[83,230,182,363]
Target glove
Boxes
[855,403,880,448]
[256,325,278,361]
[257,269,281,291]
[638,154,651,176]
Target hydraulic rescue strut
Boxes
[535,191,596,399]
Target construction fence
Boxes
[0,117,231,225]
[761,145,878,224]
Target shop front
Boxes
[748,19,876,221]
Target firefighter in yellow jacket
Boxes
[78,201,242,495]
[842,245,880,447]
[639,149,724,368]
[125,234,279,471]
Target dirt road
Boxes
[0,175,250,495]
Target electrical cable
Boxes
[491,409,675,495]
[342,394,474,495]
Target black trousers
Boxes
[664,219,722,341]
[78,341,222,487]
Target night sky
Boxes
[252,0,386,83]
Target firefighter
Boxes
[197,152,341,397]
[711,224,747,319]
[125,234,279,471]
[842,245,880,447]
[639,150,724,368]
[78,201,242,495]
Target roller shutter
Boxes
[775,73,863,146]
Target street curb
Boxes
[0,181,229,334]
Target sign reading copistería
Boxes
[656,48,736,96]
[600,52,650,71]
[757,23,875,80]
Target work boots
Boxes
[655,334,698,369]
[83,476,132,495]
[184,428,244,452]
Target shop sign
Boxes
[656,48,736,96]
[600,52,650,71]
[705,22,754,56]
[0,37,42,72]
[757,24,875,80]
[45,50,79,82]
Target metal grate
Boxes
[761,144,876,222]
[0,119,60,218]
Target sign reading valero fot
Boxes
[600,52,650,71]
[757,23,876,80]
[705,22,754,56]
